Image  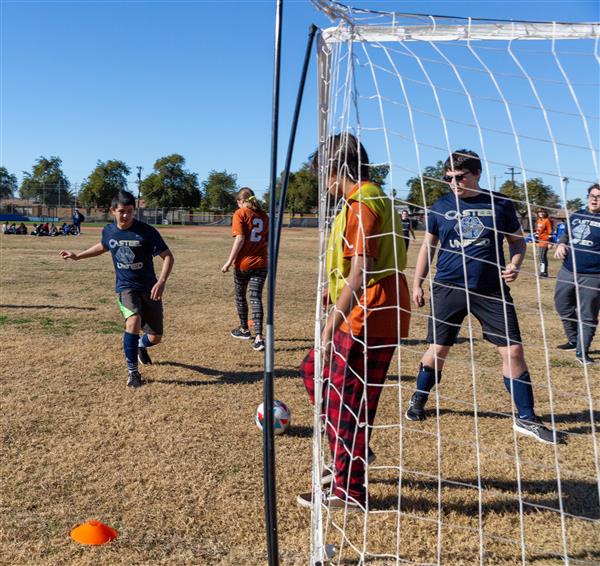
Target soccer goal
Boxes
[307,1,599,563]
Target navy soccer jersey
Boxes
[101,220,169,293]
[427,190,521,290]
[563,208,600,274]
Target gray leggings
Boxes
[554,266,600,356]
[234,268,267,336]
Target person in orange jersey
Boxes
[221,187,269,352]
[297,133,411,511]
[535,208,553,278]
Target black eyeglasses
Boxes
[443,173,469,183]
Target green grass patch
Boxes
[10,317,34,325]
[39,317,55,329]
[0,315,7,326]
[550,358,580,368]
[96,320,122,334]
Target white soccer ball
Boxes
[256,400,291,435]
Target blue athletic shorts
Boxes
[426,282,522,346]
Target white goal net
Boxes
[307,1,600,564]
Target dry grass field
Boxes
[0,226,598,565]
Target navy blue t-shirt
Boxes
[563,208,600,275]
[428,191,521,290]
[101,220,169,292]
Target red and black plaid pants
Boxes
[300,330,396,503]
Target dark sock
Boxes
[504,371,535,420]
[124,332,139,373]
[138,333,153,349]
[415,364,442,397]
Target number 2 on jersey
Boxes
[250,218,264,242]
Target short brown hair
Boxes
[444,149,482,175]
[310,132,370,182]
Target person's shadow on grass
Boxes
[149,361,299,386]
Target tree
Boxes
[79,160,131,209]
[369,164,390,188]
[201,170,238,212]
[141,154,200,210]
[20,156,72,205]
[286,163,319,214]
[499,177,559,217]
[0,167,17,200]
[566,198,584,212]
[405,160,447,210]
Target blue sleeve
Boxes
[150,227,169,256]
[100,226,109,250]
[426,207,439,236]
[503,200,521,234]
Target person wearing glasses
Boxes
[553,183,600,365]
[405,149,563,444]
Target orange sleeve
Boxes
[232,210,245,237]
[343,201,380,259]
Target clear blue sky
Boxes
[1,0,598,200]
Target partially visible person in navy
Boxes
[60,191,174,387]
[405,149,563,445]
[554,183,600,365]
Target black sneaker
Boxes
[127,370,143,388]
[253,338,265,351]
[556,342,577,351]
[513,416,565,444]
[576,354,597,366]
[231,327,251,340]
[405,392,428,421]
[138,347,152,365]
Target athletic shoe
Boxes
[556,342,577,351]
[253,338,265,351]
[576,354,598,366]
[321,450,376,487]
[138,347,152,365]
[513,416,565,444]
[127,370,143,388]
[405,392,428,421]
[296,490,362,511]
[230,327,251,340]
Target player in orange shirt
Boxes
[535,208,553,278]
[297,133,411,510]
[221,187,269,351]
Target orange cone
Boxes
[70,520,117,545]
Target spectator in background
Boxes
[1,223,8,234]
[401,209,417,252]
[555,219,566,241]
[554,183,600,365]
[535,209,553,278]
[49,223,59,237]
[73,208,84,235]
[16,223,27,235]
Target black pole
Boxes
[264,1,283,565]
[273,24,318,280]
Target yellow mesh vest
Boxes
[326,183,407,302]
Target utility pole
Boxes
[136,166,143,217]
[505,166,519,191]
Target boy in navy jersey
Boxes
[60,190,174,388]
[554,183,600,365]
[406,150,563,444]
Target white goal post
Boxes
[309,1,600,564]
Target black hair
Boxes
[110,190,136,209]
[588,183,600,195]
[310,132,370,182]
[444,149,482,175]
